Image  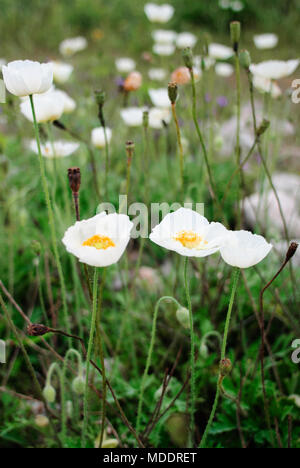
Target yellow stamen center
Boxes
[82,234,115,250]
[174,230,208,249]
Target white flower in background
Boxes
[219,0,230,8]
[120,107,144,127]
[30,139,79,158]
[252,75,282,98]
[215,62,234,77]
[176,32,197,49]
[50,61,73,84]
[55,89,77,113]
[20,90,64,123]
[144,3,174,23]
[62,212,133,267]
[2,60,53,97]
[0,58,7,68]
[231,1,244,11]
[208,43,234,60]
[250,60,299,80]
[149,88,171,108]
[152,30,177,44]
[115,58,136,73]
[148,68,167,81]
[153,43,175,56]
[150,208,227,258]
[91,127,112,148]
[220,230,272,268]
[253,33,278,50]
[149,107,171,129]
[59,37,87,57]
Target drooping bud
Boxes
[176,307,190,329]
[239,49,251,70]
[31,240,41,257]
[220,358,232,377]
[43,384,56,403]
[230,21,241,52]
[168,81,178,104]
[35,414,49,428]
[256,119,270,137]
[285,242,299,262]
[182,47,193,70]
[27,323,50,336]
[68,167,81,194]
[72,376,85,395]
[199,341,209,358]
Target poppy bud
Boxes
[182,47,193,70]
[43,384,56,403]
[27,323,50,336]
[239,49,251,70]
[68,167,81,194]
[94,89,106,108]
[230,21,241,52]
[35,414,49,428]
[176,307,190,329]
[220,358,232,376]
[72,376,85,395]
[285,242,299,262]
[168,81,178,104]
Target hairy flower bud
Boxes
[168,81,178,104]
[285,242,299,262]
[182,47,193,70]
[239,49,251,70]
[43,384,56,403]
[176,307,190,329]
[230,21,241,52]
[220,358,232,377]
[27,323,50,336]
[68,167,81,194]
[72,376,85,395]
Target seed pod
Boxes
[68,167,81,194]
[182,47,193,70]
[168,81,178,104]
[27,323,50,336]
[239,49,251,69]
[230,21,241,52]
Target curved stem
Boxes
[136,295,181,436]
[29,95,69,336]
[184,257,195,446]
[199,268,240,448]
[81,267,99,447]
[62,349,83,443]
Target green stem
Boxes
[29,95,69,336]
[103,126,109,199]
[199,268,240,448]
[81,267,99,447]
[136,295,181,436]
[235,52,241,227]
[96,270,107,449]
[62,349,83,443]
[184,257,195,446]
[171,102,185,194]
[47,362,66,445]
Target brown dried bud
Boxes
[168,81,178,104]
[27,324,50,336]
[256,119,270,137]
[68,167,81,194]
[285,242,299,262]
[220,358,232,377]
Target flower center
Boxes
[82,234,115,250]
[174,230,208,249]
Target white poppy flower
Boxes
[62,212,133,267]
[120,107,144,127]
[20,90,64,123]
[149,88,171,108]
[220,230,272,268]
[250,60,299,80]
[215,62,234,77]
[208,43,234,60]
[144,3,174,23]
[152,30,177,44]
[253,33,278,50]
[148,68,167,81]
[153,43,175,56]
[176,32,197,49]
[30,139,79,158]
[115,58,136,73]
[55,89,77,113]
[91,127,112,148]
[2,60,53,97]
[149,208,227,258]
[252,75,282,98]
[50,61,73,84]
[149,107,171,129]
[59,37,87,57]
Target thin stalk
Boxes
[136,295,181,436]
[171,102,185,193]
[96,269,107,449]
[234,52,242,227]
[81,267,99,447]
[199,268,240,448]
[29,95,69,335]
